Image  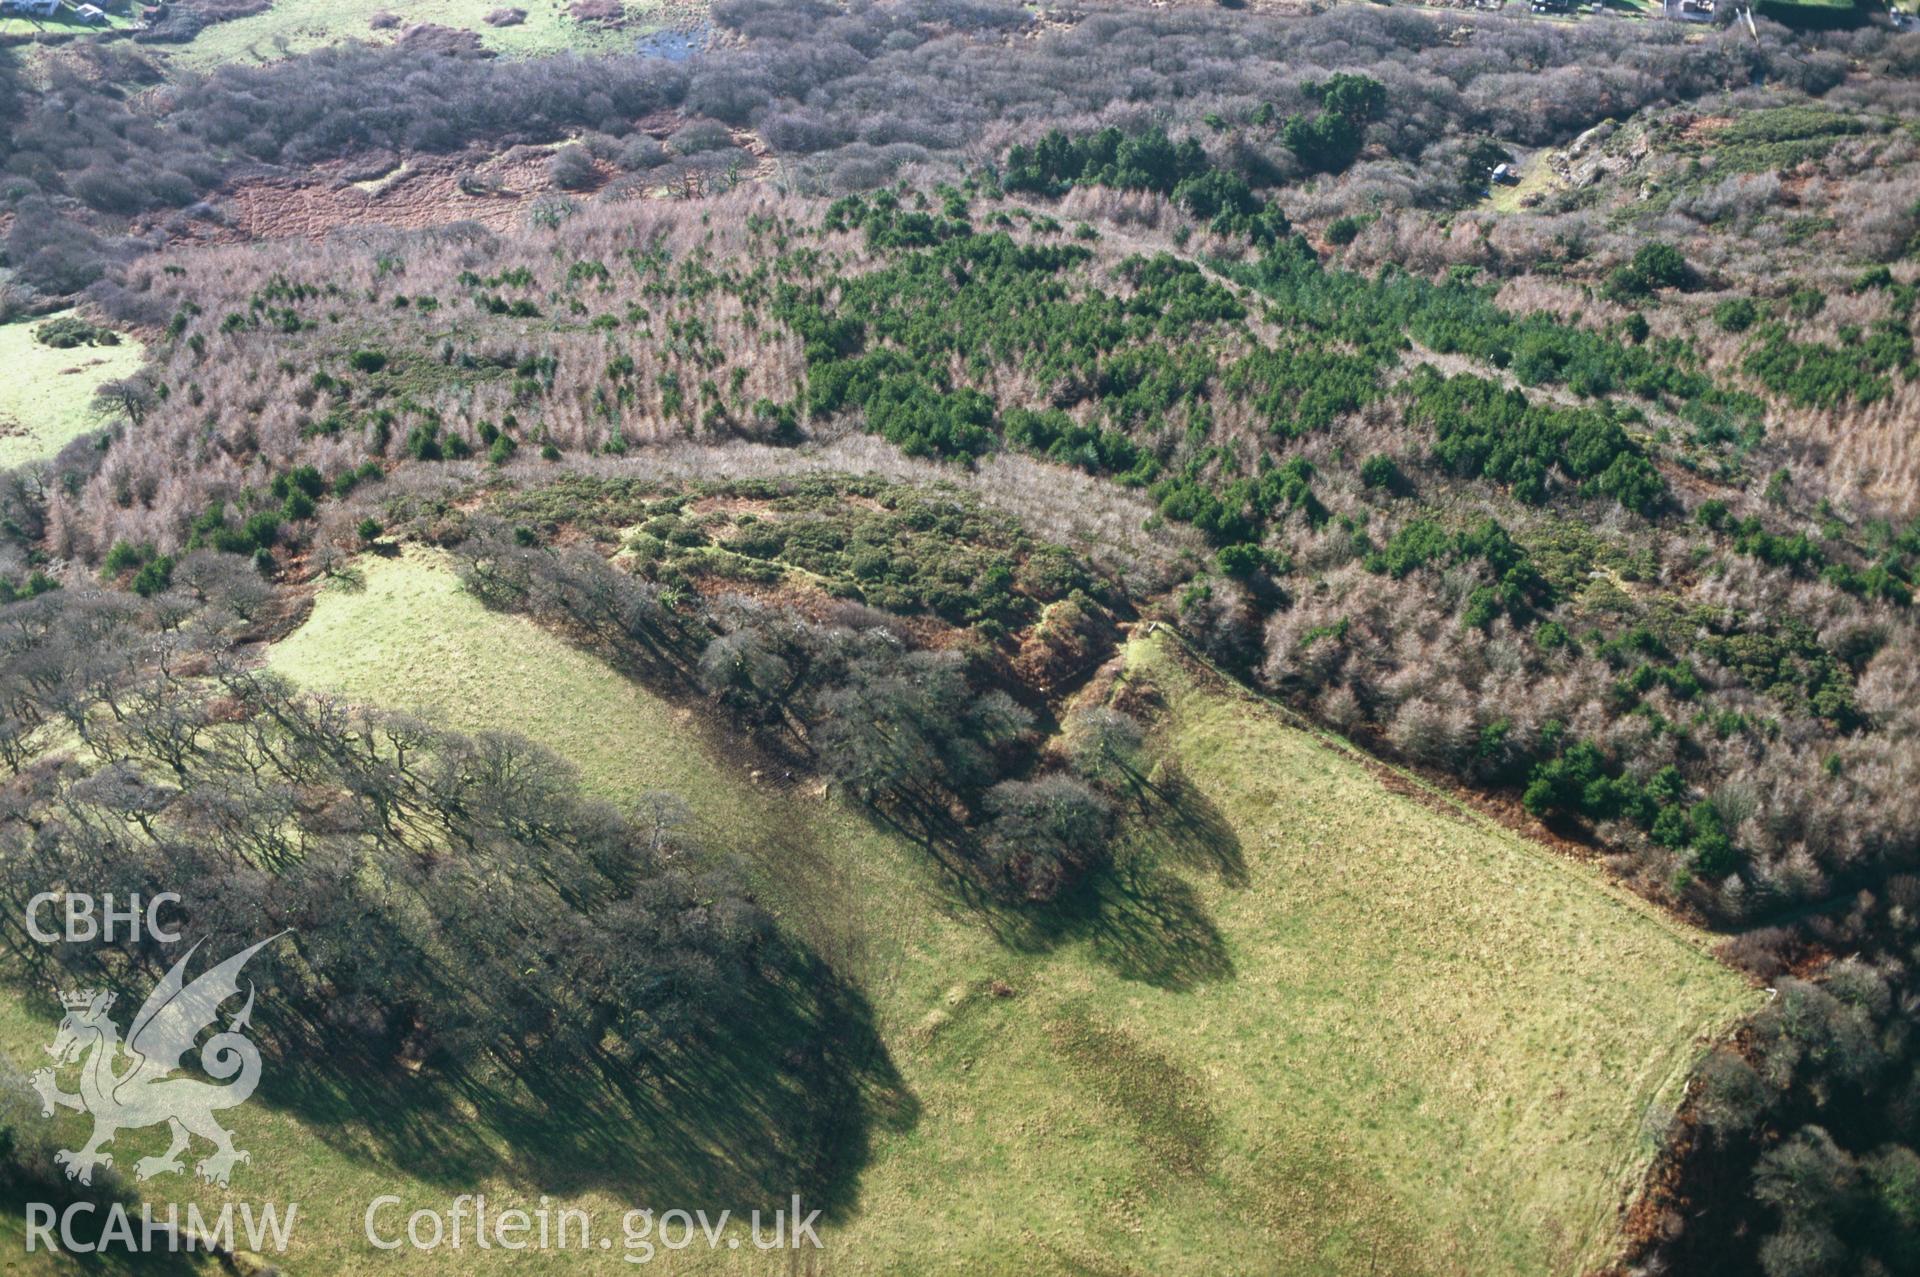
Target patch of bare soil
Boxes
[153,119,776,245]
[1603,1078,1708,1276]
[1680,113,1734,143]
[729,126,772,167]
[168,149,595,243]
[1011,598,1120,699]
[684,495,779,519]
[1654,460,1741,530]
[1601,1015,1770,1277]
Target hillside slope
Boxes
[164,549,1758,1275]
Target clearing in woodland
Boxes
[268,551,1760,1272]
[0,550,1753,1275]
[0,316,143,471]
[163,0,691,69]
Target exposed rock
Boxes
[1567,119,1617,158]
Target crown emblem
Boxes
[34,936,285,1189]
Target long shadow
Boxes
[0,1186,206,1276]
[6,893,913,1225]
[1124,768,1247,888]
[1048,858,1235,991]
[253,1034,501,1183]
[251,936,915,1221]
[493,942,916,1216]
[868,773,1242,993]
[1019,766,1243,990]
[0,1022,209,1275]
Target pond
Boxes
[635,23,708,62]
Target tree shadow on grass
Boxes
[0,1051,207,1276]
[1126,768,1247,888]
[872,771,1242,993]
[1046,858,1235,991]
[0,1186,207,1276]
[1019,767,1243,991]
[255,938,915,1221]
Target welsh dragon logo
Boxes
[30,934,285,1187]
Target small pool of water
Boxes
[635,24,708,62]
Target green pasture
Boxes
[0,316,142,471]
[0,550,1753,1273]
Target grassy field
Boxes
[1753,0,1865,24]
[1485,152,1564,215]
[0,316,143,471]
[161,0,689,69]
[0,549,1754,1274]
[0,11,134,38]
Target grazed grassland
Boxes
[0,550,1753,1274]
[0,318,143,471]
[164,0,684,69]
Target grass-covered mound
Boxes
[151,549,1754,1274]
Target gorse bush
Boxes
[1714,297,1759,333]
[32,315,116,348]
